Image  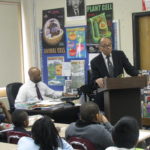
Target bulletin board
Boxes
[42,26,89,92]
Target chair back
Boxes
[6,82,23,112]
[67,136,96,150]
[7,130,30,144]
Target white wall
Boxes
[2,0,142,83]
[0,1,23,86]
[32,0,142,65]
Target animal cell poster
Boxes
[42,8,65,54]
[66,26,86,59]
[86,3,113,53]
[47,56,65,86]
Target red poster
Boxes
[142,0,150,10]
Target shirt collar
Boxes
[29,80,41,87]
[101,52,112,59]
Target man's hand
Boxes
[96,113,108,123]
[95,78,104,88]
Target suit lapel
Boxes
[112,51,118,77]
[99,53,109,76]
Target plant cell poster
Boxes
[86,3,113,53]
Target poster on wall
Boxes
[42,8,65,54]
[86,3,113,53]
[71,60,85,89]
[66,26,86,59]
[47,56,65,86]
[142,0,150,10]
[66,0,86,21]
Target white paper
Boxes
[36,100,64,106]
[62,62,71,76]
[139,130,150,142]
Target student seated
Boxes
[12,109,30,135]
[105,116,139,150]
[0,102,11,130]
[17,116,73,150]
[65,101,114,150]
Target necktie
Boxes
[35,84,43,100]
[106,55,114,77]
[74,9,79,16]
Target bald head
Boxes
[99,37,112,56]
[28,67,41,83]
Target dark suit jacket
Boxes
[67,4,85,17]
[90,50,139,83]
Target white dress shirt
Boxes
[15,80,62,106]
[102,52,114,72]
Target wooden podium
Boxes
[97,76,147,126]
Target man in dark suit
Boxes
[67,0,85,17]
[90,37,139,111]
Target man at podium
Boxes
[90,37,140,111]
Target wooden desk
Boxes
[55,123,69,137]
[0,142,17,150]
[142,118,150,126]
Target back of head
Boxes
[80,102,99,122]
[12,110,28,128]
[32,116,61,150]
[112,116,139,148]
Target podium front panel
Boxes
[104,88,141,126]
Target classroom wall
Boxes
[0,1,23,87]
[0,0,143,87]
[32,0,142,66]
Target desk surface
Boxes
[25,104,80,124]
[139,129,150,143]
[0,142,17,150]
[55,123,69,137]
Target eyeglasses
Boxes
[100,44,112,48]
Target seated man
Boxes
[12,109,30,135]
[106,116,139,150]
[65,101,114,150]
[15,67,63,108]
[0,102,11,130]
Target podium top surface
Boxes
[97,76,148,92]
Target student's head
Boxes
[112,116,139,148]
[32,116,60,150]
[99,37,112,56]
[28,67,41,83]
[12,110,29,128]
[80,101,100,122]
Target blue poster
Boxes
[66,26,86,59]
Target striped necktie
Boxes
[106,55,114,77]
